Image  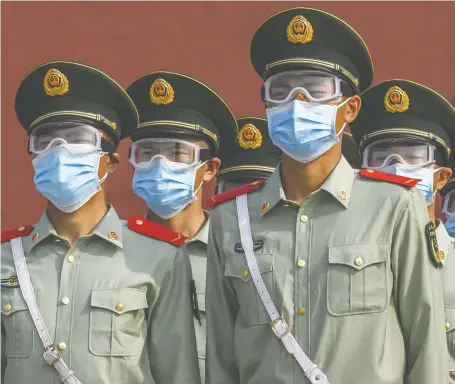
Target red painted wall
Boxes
[2,1,454,228]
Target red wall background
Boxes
[2,1,455,229]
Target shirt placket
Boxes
[293,196,315,381]
[53,238,83,367]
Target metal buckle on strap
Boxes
[43,344,61,365]
[270,317,290,338]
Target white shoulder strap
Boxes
[235,194,330,384]
[10,237,82,384]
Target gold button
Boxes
[439,251,446,261]
[115,303,124,312]
[61,297,70,305]
[252,181,259,186]
[67,255,75,263]
[337,190,347,200]
[300,215,308,223]
[108,232,118,240]
[446,321,451,330]
[354,257,363,266]
[135,219,143,225]
[4,304,12,312]
[31,233,39,242]
[261,202,270,212]
[18,226,26,231]
[242,269,249,278]
[366,169,374,173]
[297,259,306,268]
[297,307,306,316]
[58,342,67,350]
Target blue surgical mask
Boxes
[376,163,440,205]
[32,145,107,213]
[445,213,455,238]
[266,98,349,163]
[133,157,204,219]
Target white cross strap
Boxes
[235,194,330,384]
[11,237,82,384]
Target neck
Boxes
[146,197,206,240]
[46,191,108,244]
[427,203,436,224]
[281,144,342,205]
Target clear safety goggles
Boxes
[28,122,108,155]
[264,70,344,104]
[443,190,455,214]
[362,139,436,168]
[129,138,211,170]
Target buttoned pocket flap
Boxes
[446,307,455,333]
[329,243,388,271]
[91,288,148,315]
[1,288,30,316]
[224,253,274,282]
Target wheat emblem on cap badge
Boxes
[43,68,69,97]
[384,86,410,113]
[287,15,314,44]
[150,78,175,105]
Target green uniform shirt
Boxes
[1,206,200,384]
[187,212,210,384]
[437,220,455,383]
[206,157,448,384]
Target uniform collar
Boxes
[24,205,124,252]
[260,156,355,217]
[435,218,451,259]
[187,210,210,245]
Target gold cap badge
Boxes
[238,124,262,149]
[43,69,69,97]
[150,78,174,105]
[384,86,410,113]
[287,15,313,44]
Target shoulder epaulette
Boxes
[360,169,420,187]
[206,180,266,208]
[1,225,34,243]
[127,217,187,246]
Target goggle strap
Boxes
[101,138,116,153]
[199,148,213,162]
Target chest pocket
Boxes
[89,288,148,357]
[327,243,389,316]
[224,253,275,326]
[1,288,35,357]
[445,307,455,372]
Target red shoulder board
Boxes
[127,217,187,246]
[206,180,265,208]
[1,225,34,243]
[360,169,420,187]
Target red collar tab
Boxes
[1,225,34,243]
[206,180,265,208]
[360,169,420,187]
[127,217,187,246]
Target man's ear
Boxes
[106,152,120,174]
[436,166,452,191]
[344,95,361,124]
[203,157,221,182]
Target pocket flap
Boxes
[1,288,30,316]
[224,253,274,282]
[91,288,148,315]
[445,307,455,333]
[329,243,388,271]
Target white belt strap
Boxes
[11,237,82,384]
[235,194,330,384]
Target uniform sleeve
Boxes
[205,209,240,384]
[148,245,201,384]
[391,189,448,384]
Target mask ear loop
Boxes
[336,97,351,138]
[192,161,209,197]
